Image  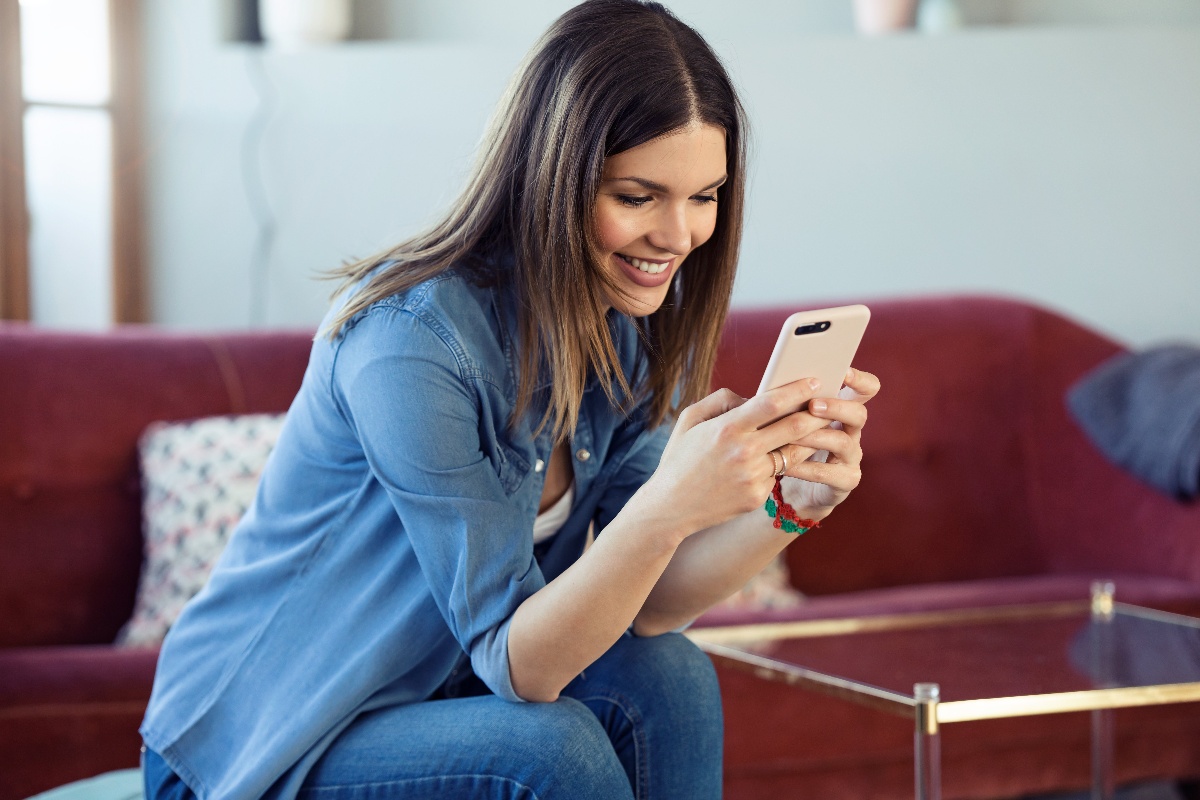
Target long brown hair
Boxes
[325,0,747,442]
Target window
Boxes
[0,0,144,326]
[0,1,30,320]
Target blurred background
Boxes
[2,0,1198,346]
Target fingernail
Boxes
[811,399,828,414]
[845,368,855,382]
[808,378,820,391]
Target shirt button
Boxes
[575,449,591,462]
[534,459,545,473]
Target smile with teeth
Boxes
[618,254,671,275]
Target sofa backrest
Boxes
[0,325,314,647]
[713,295,1182,596]
[1002,303,1200,584]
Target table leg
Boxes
[915,682,942,800]
[1091,708,1114,800]
[1090,581,1116,800]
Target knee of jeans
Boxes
[528,698,631,793]
[534,696,609,745]
[662,632,719,689]
[612,633,722,718]
[648,632,718,683]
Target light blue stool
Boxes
[26,770,142,800]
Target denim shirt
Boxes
[139,268,672,800]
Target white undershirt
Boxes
[532,484,574,544]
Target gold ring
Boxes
[777,448,789,476]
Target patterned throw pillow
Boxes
[116,414,286,647]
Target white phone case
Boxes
[757,305,871,399]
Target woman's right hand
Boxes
[640,378,827,537]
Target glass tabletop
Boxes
[688,600,1200,721]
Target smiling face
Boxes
[594,123,727,317]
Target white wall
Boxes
[143,1,1200,347]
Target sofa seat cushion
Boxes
[694,572,1200,628]
[0,647,157,800]
[0,646,158,711]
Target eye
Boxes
[692,193,718,205]
[616,195,652,208]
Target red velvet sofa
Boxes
[2,296,1199,800]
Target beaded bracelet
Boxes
[765,478,820,535]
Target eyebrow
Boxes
[604,175,728,193]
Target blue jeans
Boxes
[144,631,722,799]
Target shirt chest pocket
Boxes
[491,438,532,495]
[473,378,534,496]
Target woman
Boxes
[141,1,879,798]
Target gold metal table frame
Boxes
[687,583,1200,800]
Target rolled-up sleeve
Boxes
[331,304,542,702]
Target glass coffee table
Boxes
[687,583,1200,800]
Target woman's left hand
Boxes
[777,367,881,520]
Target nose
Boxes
[646,202,692,256]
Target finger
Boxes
[678,388,747,431]
[839,367,880,403]
[763,449,782,482]
[808,396,868,435]
[792,428,860,466]
[739,378,821,431]
[788,459,862,495]
[775,443,819,476]
[754,408,828,454]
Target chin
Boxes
[609,287,671,317]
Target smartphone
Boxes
[757,305,871,402]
